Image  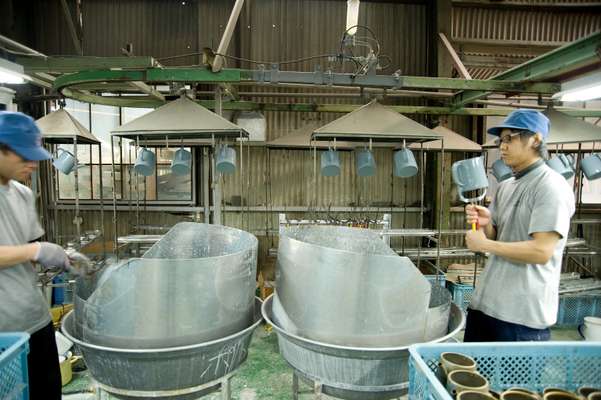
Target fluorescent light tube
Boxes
[554,70,601,102]
[0,58,26,84]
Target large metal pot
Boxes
[77,222,258,348]
[262,294,464,400]
[275,225,431,347]
[62,298,263,400]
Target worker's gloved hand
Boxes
[33,242,71,270]
[465,204,491,228]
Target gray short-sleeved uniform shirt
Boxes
[470,162,575,329]
[0,180,51,333]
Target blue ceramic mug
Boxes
[53,148,77,175]
[393,148,418,178]
[134,148,156,176]
[356,149,376,177]
[547,154,574,179]
[171,148,191,176]
[321,149,341,177]
[491,159,513,182]
[581,153,601,181]
[216,145,236,174]
[451,156,488,203]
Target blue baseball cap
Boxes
[487,109,550,140]
[0,111,51,161]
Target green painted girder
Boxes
[53,67,558,94]
[452,31,601,109]
[18,56,158,73]
[58,89,601,117]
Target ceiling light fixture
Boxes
[554,70,601,102]
[0,58,27,84]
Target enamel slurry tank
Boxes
[62,222,262,400]
[263,225,464,399]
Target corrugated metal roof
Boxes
[312,100,441,143]
[409,125,482,152]
[112,96,248,139]
[266,121,356,150]
[37,109,100,144]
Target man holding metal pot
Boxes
[0,111,70,399]
[463,109,575,341]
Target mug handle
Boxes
[578,323,586,339]
[452,163,464,187]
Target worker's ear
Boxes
[532,133,543,149]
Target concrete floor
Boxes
[61,325,583,400]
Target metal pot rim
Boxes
[261,294,464,353]
[62,297,263,354]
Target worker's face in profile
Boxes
[0,148,38,183]
[498,128,540,168]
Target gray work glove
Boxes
[33,242,71,270]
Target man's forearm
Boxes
[0,244,38,269]
[481,239,552,265]
[484,224,496,240]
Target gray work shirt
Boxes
[470,162,575,329]
[0,180,50,333]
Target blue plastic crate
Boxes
[0,333,30,400]
[408,342,601,400]
[425,275,447,287]
[447,282,474,312]
[556,295,601,327]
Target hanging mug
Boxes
[216,145,236,174]
[134,148,156,176]
[546,154,574,179]
[53,148,77,175]
[393,148,418,178]
[581,153,601,181]
[171,147,191,176]
[451,156,488,203]
[356,149,376,177]
[321,149,341,177]
[491,159,513,182]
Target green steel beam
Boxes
[452,31,601,108]
[18,56,157,73]
[53,67,558,94]
[59,89,601,117]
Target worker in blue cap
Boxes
[462,109,575,341]
[0,112,67,399]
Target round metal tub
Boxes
[77,222,258,348]
[262,294,464,400]
[276,225,432,347]
[62,298,263,400]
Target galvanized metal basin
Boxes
[62,298,263,400]
[276,225,431,347]
[77,222,258,348]
[262,294,464,400]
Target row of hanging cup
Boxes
[320,140,419,178]
[132,147,191,177]
[492,153,601,183]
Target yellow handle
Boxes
[471,222,477,231]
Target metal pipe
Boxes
[135,136,140,231]
[212,0,246,72]
[98,143,105,258]
[436,139,445,275]
[203,147,210,223]
[73,135,81,245]
[110,135,118,253]
[0,34,47,57]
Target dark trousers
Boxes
[27,322,61,400]
[464,308,551,342]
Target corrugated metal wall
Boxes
[10,0,597,278]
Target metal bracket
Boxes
[270,63,279,84]
[313,64,323,85]
[257,64,266,84]
[393,69,403,89]
[324,69,333,86]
